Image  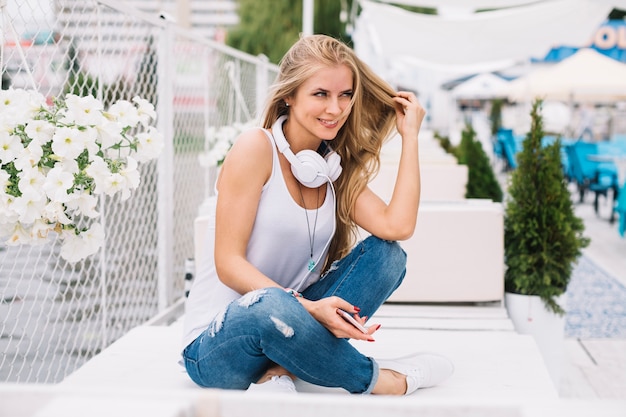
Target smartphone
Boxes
[338,309,368,334]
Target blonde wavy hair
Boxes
[261,34,398,269]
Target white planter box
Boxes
[505,292,565,389]
[370,163,468,202]
[384,200,504,303]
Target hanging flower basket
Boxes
[197,121,254,168]
[0,88,164,262]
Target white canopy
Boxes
[451,73,509,100]
[373,0,555,16]
[504,48,626,103]
[354,0,618,68]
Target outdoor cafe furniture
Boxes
[593,140,626,233]
[494,129,572,177]
[565,140,619,219]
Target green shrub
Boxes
[504,100,589,315]
[434,131,456,155]
[457,123,503,202]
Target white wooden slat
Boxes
[371,316,515,331]
[376,304,511,319]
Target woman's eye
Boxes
[314,91,327,97]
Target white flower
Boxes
[60,222,104,263]
[17,166,46,195]
[0,190,18,218]
[0,88,46,126]
[55,158,79,175]
[4,222,32,246]
[14,142,44,170]
[29,219,54,244]
[0,194,18,225]
[42,201,72,225]
[51,126,87,160]
[0,89,163,262]
[42,166,74,203]
[25,120,55,144]
[107,100,140,127]
[0,168,10,193]
[94,119,124,149]
[132,96,156,126]
[63,94,104,126]
[134,126,164,162]
[65,193,99,218]
[85,155,110,195]
[0,131,23,163]
[118,157,140,200]
[96,157,140,200]
[102,173,126,198]
[216,125,237,144]
[198,121,253,168]
[82,126,100,156]
[12,189,46,224]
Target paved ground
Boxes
[560,191,626,399]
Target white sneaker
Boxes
[246,375,297,394]
[377,353,454,395]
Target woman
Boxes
[182,34,453,395]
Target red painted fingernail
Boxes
[368,338,375,342]
[376,324,382,330]
[353,306,361,312]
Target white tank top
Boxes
[182,128,335,349]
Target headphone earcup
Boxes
[324,151,342,182]
[292,150,329,188]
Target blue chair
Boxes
[502,130,525,170]
[615,182,626,237]
[496,128,517,170]
[565,140,619,218]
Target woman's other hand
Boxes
[300,296,380,341]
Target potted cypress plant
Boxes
[504,99,589,387]
[456,123,503,202]
[434,126,503,202]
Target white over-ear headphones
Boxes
[272,115,342,188]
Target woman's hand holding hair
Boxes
[352,91,423,241]
[393,91,426,140]
[299,296,379,341]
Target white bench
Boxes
[52,304,558,402]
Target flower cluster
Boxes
[198,120,253,168]
[0,88,164,262]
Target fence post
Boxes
[156,23,175,311]
[255,54,270,119]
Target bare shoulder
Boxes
[227,127,272,161]
[220,127,273,185]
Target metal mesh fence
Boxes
[0,0,277,383]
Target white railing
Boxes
[0,0,278,383]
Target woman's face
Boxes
[285,64,353,144]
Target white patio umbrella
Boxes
[504,49,626,103]
[451,73,510,100]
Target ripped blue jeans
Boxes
[182,236,406,394]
